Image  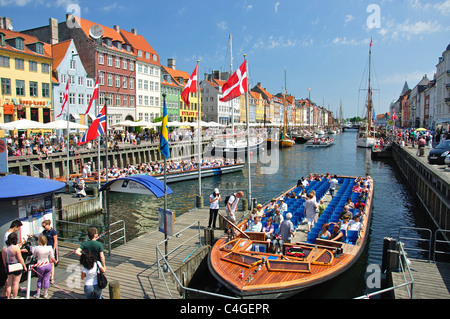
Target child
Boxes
[318,200,325,217]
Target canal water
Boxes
[104,130,437,299]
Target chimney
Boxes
[168,58,176,70]
[0,17,13,30]
[131,28,137,35]
[49,18,59,45]
[113,25,120,32]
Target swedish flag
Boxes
[159,96,169,159]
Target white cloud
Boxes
[332,37,368,46]
[381,70,434,85]
[408,0,450,15]
[274,1,280,13]
[344,14,354,26]
[379,19,443,40]
[434,0,450,15]
[217,21,228,31]
[253,35,298,49]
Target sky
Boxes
[1,0,449,119]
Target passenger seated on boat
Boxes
[263,218,275,250]
[299,189,307,199]
[279,198,288,215]
[318,223,331,240]
[255,204,265,218]
[354,197,366,214]
[339,216,351,231]
[265,199,277,216]
[247,216,263,232]
[348,215,362,231]
[345,197,355,209]
[318,200,325,217]
[330,224,344,242]
[289,192,297,199]
[352,182,363,193]
[339,206,353,221]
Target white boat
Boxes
[306,137,335,148]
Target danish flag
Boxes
[220,60,248,102]
[57,80,69,118]
[84,77,99,116]
[392,111,398,121]
[78,104,106,146]
[181,64,198,107]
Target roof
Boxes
[0,29,52,60]
[120,29,160,66]
[164,66,190,85]
[51,39,72,70]
[0,175,65,200]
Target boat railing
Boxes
[155,219,238,299]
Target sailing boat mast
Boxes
[367,40,373,136]
[229,34,234,133]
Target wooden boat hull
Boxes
[208,175,374,298]
[57,163,244,189]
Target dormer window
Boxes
[36,43,44,55]
[138,50,142,57]
[102,37,112,47]
[113,40,122,50]
[15,38,24,50]
[145,52,150,60]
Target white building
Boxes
[434,43,450,126]
[120,28,161,123]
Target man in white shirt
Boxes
[226,191,244,225]
[348,215,362,231]
[247,216,263,232]
[279,198,288,215]
[329,175,339,197]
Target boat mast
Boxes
[367,39,373,136]
[229,34,234,134]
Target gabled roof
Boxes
[120,29,160,66]
[51,39,72,70]
[0,29,52,60]
[164,67,190,86]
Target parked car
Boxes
[445,154,450,167]
[428,140,450,165]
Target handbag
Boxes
[7,262,23,273]
[96,261,107,289]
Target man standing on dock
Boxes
[225,191,244,228]
[75,228,106,273]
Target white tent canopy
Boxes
[43,120,88,130]
[0,119,48,130]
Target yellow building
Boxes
[253,91,264,123]
[0,29,53,136]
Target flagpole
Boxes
[66,82,70,185]
[244,55,252,209]
[196,60,202,207]
[162,93,168,257]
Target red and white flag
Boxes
[220,60,248,102]
[181,65,198,107]
[57,80,69,118]
[84,77,99,116]
[392,111,398,121]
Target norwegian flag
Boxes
[84,77,99,116]
[220,60,248,102]
[57,80,69,118]
[78,104,106,146]
[181,64,198,107]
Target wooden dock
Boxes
[24,206,247,299]
[391,258,450,299]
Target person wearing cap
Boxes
[255,204,265,219]
[208,188,221,229]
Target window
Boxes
[98,53,104,65]
[15,38,24,51]
[42,83,50,98]
[1,78,11,95]
[0,55,9,68]
[86,94,92,103]
[144,96,148,106]
[107,55,112,66]
[138,64,142,73]
[149,96,154,106]
[149,66,153,75]
[122,76,127,89]
[155,82,159,92]
[155,96,159,107]
[122,95,128,107]
[69,93,76,104]
[29,82,38,97]
[78,76,83,86]
[16,80,25,95]
[138,50,142,57]
[36,43,44,55]
[129,61,134,71]
[70,59,76,70]
[115,57,120,68]
[145,52,150,60]
[99,72,104,85]
[107,74,113,86]
[138,95,143,105]
[115,94,120,106]
[41,63,49,73]
[59,91,65,103]
[99,92,105,105]
[148,81,153,91]
[138,112,143,120]
[129,78,134,89]
[29,61,38,72]
[69,75,75,85]
[138,79,143,90]
[78,93,84,105]
[15,58,24,70]
[122,59,127,70]
[86,78,94,88]
[143,80,148,90]
[129,96,135,107]
[60,74,66,84]
[115,75,120,88]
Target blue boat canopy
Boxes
[99,175,173,198]
[0,174,66,200]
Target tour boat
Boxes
[305,137,335,148]
[208,175,373,298]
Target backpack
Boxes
[224,194,234,207]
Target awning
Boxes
[436,118,450,124]
[0,175,66,200]
[99,175,173,198]
[71,113,81,120]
